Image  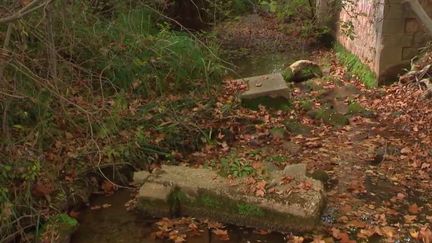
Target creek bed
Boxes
[71,190,286,243]
[72,48,314,243]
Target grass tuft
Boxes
[334,43,377,88]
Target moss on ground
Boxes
[299,99,313,111]
[347,101,365,115]
[241,96,291,111]
[334,43,377,88]
[284,119,311,135]
[310,107,349,127]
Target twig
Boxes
[0,0,53,24]
[1,23,13,142]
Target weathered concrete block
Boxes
[239,73,291,110]
[137,182,173,217]
[133,170,151,184]
[134,165,325,232]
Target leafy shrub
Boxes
[54,4,225,96]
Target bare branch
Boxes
[0,0,52,24]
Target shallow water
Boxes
[231,50,311,78]
[71,190,286,243]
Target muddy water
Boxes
[231,51,311,78]
[71,190,286,243]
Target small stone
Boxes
[282,141,302,154]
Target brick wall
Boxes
[336,0,384,74]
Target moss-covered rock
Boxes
[40,214,79,243]
[284,60,323,83]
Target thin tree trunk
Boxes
[1,23,14,141]
[45,4,58,82]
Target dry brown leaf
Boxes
[404,215,417,224]
[213,229,229,241]
[408,203,421,214]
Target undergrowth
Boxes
[0,1,227,240]
[334,43,377,88]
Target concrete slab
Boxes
[134,165,325,232]
[238,73,290,110]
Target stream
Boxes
[71,50,311,243]
[71,190,286,243]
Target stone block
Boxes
[382,19,405,35]
[135,165,325,232]
[136,182,173,217]
[239,73,291,110]
[405,18,419,33]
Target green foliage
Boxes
[148,0,257,24]
[57,5,225,96]
[335,43,377,88]
[219,154,256,178]
[282,67,294,82]
[265,155,288,166]
[39,214,79,242]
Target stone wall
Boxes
[317,0,432,83]
[378,0,432,81]
[337,0,384,74]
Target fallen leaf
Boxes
[213,229,229,241]
[404,215,417,224]
[408,203,421,214]
[339,232,355,243]
[331,227,341,239]
[290,236,304,243]
[401,147,412,154]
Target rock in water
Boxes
[134,165,325,232]
[283,60,323,83]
